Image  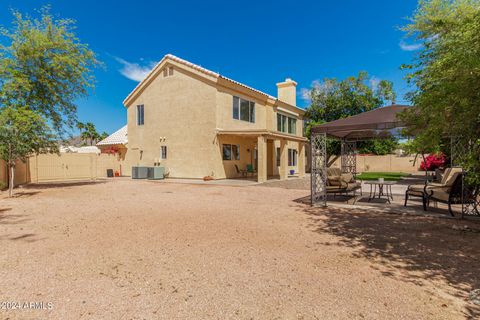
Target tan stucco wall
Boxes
[124,59,305,180]
[0,160,6,187]
[215,89,304,138]
[272,140,303,175]
[0,154,121,188]
[0,159,28,187]
[216,88,268,132]
[217,136,257,178]
[329,154,423,173]
[126,65,224,179]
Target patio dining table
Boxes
[365,180,397,203]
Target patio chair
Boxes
[246,164,256,177]
[326,167,362,197]
[426,172,464,216]
[234,164,247,177]
[404,167,462,211]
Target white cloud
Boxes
[300,87,311,102]
[114,57,157,82]
[369,76,380,91]
[299,80,323,103]
[399,40,423,52]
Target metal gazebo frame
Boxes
[310,105,409,207]
[450,136,480,217]
[310,105,479,217]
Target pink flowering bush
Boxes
[420,153,446,171]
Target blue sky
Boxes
[0,0,421,135]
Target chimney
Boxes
[276,78,297,106]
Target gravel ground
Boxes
[0,179,479,319]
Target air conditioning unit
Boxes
[132,166,149,179]
[147,166,165,180]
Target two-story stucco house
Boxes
[119,54,307,182]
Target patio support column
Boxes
[279,139,288,180]
[257,135,267,183]
[298,142,305,177]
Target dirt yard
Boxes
[0,179,479,319]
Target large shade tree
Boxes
[0,7,100,194]
[400,0,480,184]
[304,71,397,166]
[0,7,100,133]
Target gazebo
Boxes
[309,105,409,207]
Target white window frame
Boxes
[288,148,297,166]
[232,96,255,123]
[277,112,297,135]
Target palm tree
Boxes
[77,121,102,146]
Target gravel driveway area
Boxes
[0,179,479,319]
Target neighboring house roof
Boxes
[61,135,83,147]
[96,125,128,146]
[123,54,303,113]
[60,146,101,154]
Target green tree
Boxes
[400,0,480,184]
[304,72,397,165]
[305,71,396,123]
[0,107,57,197]
[0,7,99,193]
[99,131,109,142]
[0,7,100,133]
[77,121,105,146]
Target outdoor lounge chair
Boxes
[426,173,464,216]
[235,164,247,177]
[326,167,362,197]
[404,167,463,211]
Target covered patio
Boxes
[216,129,307,183]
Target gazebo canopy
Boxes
[312,104,410,140]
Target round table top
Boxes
[364,180,398,185]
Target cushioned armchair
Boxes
[427,173,465,216]
[405,167,463,211]
[326,167,362,196]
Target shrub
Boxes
[420,153,446,171]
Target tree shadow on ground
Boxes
[12,191,40,198]
[0,212,30,225]
[297,200,480,319]
[23,180,107,190]
[0,233,43,242]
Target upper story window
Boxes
[288,117,297,134]
[277,113,297,135]
[137,105,144,126]
[163,66,174,77]
[233,96,255,123]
